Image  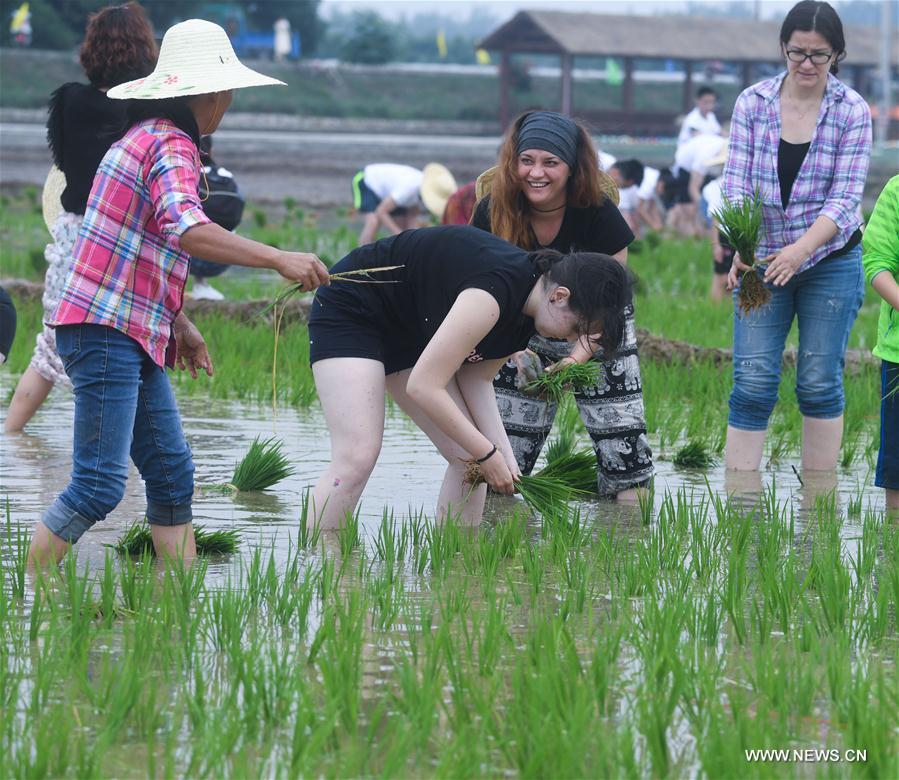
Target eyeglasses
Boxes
[785,48,834,65]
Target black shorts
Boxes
[308,290,419,375]
[714,233,735,275]
[351,172,409,216]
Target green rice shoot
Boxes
[109,523,241,557]
[672,440,718,470]
[230,436,295,492]
[713,192,770,314]
[525,362,600,403]
[534,450,597,494]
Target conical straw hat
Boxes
[420,163,457,220]
[107,19,285,100]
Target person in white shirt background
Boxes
[352,162,456,246]
[676,86,721,148]
[609,159,663,234]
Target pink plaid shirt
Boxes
[50,119,211,367]
[722,72,872,273]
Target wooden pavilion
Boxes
[478,10,898,135]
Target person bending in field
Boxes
[307,225,632,528]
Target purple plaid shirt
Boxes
[722,72,872,273]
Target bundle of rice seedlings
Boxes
[535,450,598,494]
[525,362,600,403]
[266,265,405,311]
[109,523,241,556]
[229,436,295,492]
[463,460,585,515]
[714,192,769,314]
[672,440,717,470]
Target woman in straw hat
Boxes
[471,110,653,501]
[307,225,632,528]
[5,2,158,433]
[28,19,330,567]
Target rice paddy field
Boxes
[1,194,896,777]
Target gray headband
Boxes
[516,111,578,169]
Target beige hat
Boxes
[475,164,620,206]
[420,163,457,220]
[42,165,66,235]
[107,19,285,100]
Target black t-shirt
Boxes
[315,225,540,363]
[777,138,811,210]
[471,195,634,255]
[46,83,128,215]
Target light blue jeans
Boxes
[43,324,194,543]
[728,244,865,431]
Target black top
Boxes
[315,225,540,363]
[471,195,634,255]
[777,138,862,259]
[46,83,128,215]
[777,138,811,210]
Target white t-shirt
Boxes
[617,185,639,212]
[702,177,723,220]
[675,134,726,176]
[637,166,660,201]
[677,107,722,147]
[363,164,423,208]
[598,151,616,171]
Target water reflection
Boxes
[0,392,884,580]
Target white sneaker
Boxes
[192,279,225,301]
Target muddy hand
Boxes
[513,349,543,392]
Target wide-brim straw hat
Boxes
[420,163,457,219]
[475,164,620,206]
[42,165,66,235]
[107,19,285,100]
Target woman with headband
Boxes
[472,111,654,500]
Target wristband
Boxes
[475,444,498,464]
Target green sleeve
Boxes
[862,175,899,285]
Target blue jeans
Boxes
[189,257,228,279]
[729,244,865,431]
[43,324,194,543]
[876,360,899,491]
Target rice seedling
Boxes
[672,439,717,469]
[524,361,600,402]
[712,192,770,314]
[109,523,241,557]
[227,436,295,492]
[533,449,597,493]
[462,459,585,516]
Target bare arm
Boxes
[406,289,516,492]
[374,195,406,236]
[180,222,330,289]
[455,358,520,478]
[872,271,899,311]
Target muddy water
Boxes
[0,391,883,578]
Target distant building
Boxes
[479,10,898,138]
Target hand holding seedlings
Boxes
[714,193,770,314]
[274,250,331,291]
[475,444,517,495]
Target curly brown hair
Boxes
[487,112,617,250]
[80,2,157,89]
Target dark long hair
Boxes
[489,112,613,250]
[124,97,201,148]
[80,2,157,89]
[780,1,846,74]
[531,249,633,354]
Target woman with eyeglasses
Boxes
[722,0,871,474]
